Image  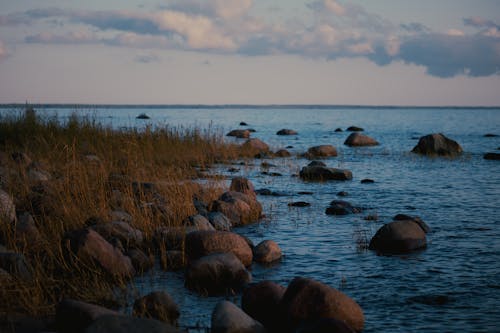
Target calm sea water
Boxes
[13,106,500,332]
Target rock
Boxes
[240,122,248,126]
[288,201,311,207]
[0,252,32,280]
[393,214,431,233]
[337,191,348,197]
[344,133,379,147]
[84,154,101,163]
[364,214,378,221]
[277,129,298,135]
[241,138,270,155]
[275,149,292,157]
[361,178,375,184]
[334,128,343,132]
[185,214,215,231]
[185,253,251,295]
[0,189,16,223]
[241,281,286,329]
[64,228,135,278]
[133,291,180,325]
[210,191,262,226]
[91,221,144,249]
[229,177,256,197]
[411,133,463,157]
[15,212,42,249]
[127,248,153,273]
[300,164,352,181]
[185,230,253,266]
[56,299,121,333]
[325,200,362,215]
[247,128,256,133]
[295,318,356,333]
[369,220,427,254]
[308,160,326,167]
[136,113,150,119]
[193,198,209,217]
[484,152,500,160]
[227,129,251,139]
[304,145,337,158]
[253,240,282,263]
[27,164,51,182]
[211,301,265,333]
[346,126,364,132]
[280,277,364,332]
[109,210,133,223]
[208,212,232,231]
[484,133,498,137]
[407,294,453,306]
[85,315,182,333]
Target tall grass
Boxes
[0,109,248,318]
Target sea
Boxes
[4,105,500,332]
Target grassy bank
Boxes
[0,110,250,318]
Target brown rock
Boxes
[305,145,338,158]
[253,240,282,263]
[241,281,286,329]
[133,291,180,325]
[91,221,144,249]
[241,138,270,155]
[211,301,265,333]
[277,129,298,135]
[275,149,292,157]
[299,164,352,181]
[369,220,427,254]
[211,191,262,226]
[229,177,256,197]
[344,133,379,147]
[55,299,121,333]
[227,129,251,139]
[411,133,463,157]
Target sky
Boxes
[0,0,499,106]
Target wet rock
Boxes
[298,191,313,195]
[344,133,379,147]
[136,113,150,119]
[275,149,292,157]
[185,230,253,266]
[334,128,343,132]
[212,301,265,333]
[240,122,248,126]
[92,221,144,249]
[300,163,352,181]
[133,291,180,325]
[0,251,32,280]
[304,145,338,158]
[280,277,364,332]
[484,152,500,160]
[288,201,311,207]
[56,299,121,333]
[210,191,262,226]
[369,220,427,254]
[411,133,463,157]
[64,228,135,278]
[337,191,348,197]
[85,315,182,333]
[325,200,362,215]
[241,138,270,155]
[484,133,498,137]
[295,318,356,333]
[127,248,153,273]
[185,253,251,296]
[227,129,251,139]
[253,240,282,263]
[185,214,215,231]
[230,177,256,197]
[277,129,298,135]
[346,126,364,132]
[247,128,256,133]
[208,212,232,231]
[261,171,283,177]
[393,214,431,233]
[241,281,286,329]
[361,178,375,184]
[0,189,16,223]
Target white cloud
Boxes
[323,0,346,16]
[213,0,252,19]
[446,29,465,37]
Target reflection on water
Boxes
[28,106,500,332]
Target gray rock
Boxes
[208,212,232,231]
[92,221,144,249]
[484,152,500,160]
[185,214,215,231]
[276,129,298,135]
[211,301,265,333]
[325,200,362,215]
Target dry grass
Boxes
[0,109,250,318]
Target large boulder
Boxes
[208,212,232,231]
[411,133,463,157]
[344,133,379,147]
[241,281,286,329]
[0,189,16,223]
[211,301,265,333]
[133,291,180,325]
[277,129,298,135]
[241,138,270,156]
[184,214,215,231]
[304,145,337,159]
[56,299,121,333]
[227,129,251,139]
[369,220,427,254]
[300,163,352,181]
[185,253,251,295]
[65,228,135,278]
[84,315,182,333]
[393,214,431,233]
[185,230,253,266]
[91,221,144,249]
[280,277,364,332]
[210,191,262,226]
[253,240,282,263]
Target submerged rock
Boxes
[325,200,362,215]
[346,126,364,132]
[344,133,379,147]
[369,220,427,254]
[211,301,265,333]
[288,201,311,207]
[136,113,150,119]
[276,129,298,135]
[185,253,251,295]
[411,133,463,157]
[300,162,352,181]
[275,149,292,157]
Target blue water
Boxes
[11,105,500,332]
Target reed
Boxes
[0,109,248,317]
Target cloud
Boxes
[25,31,97,44]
